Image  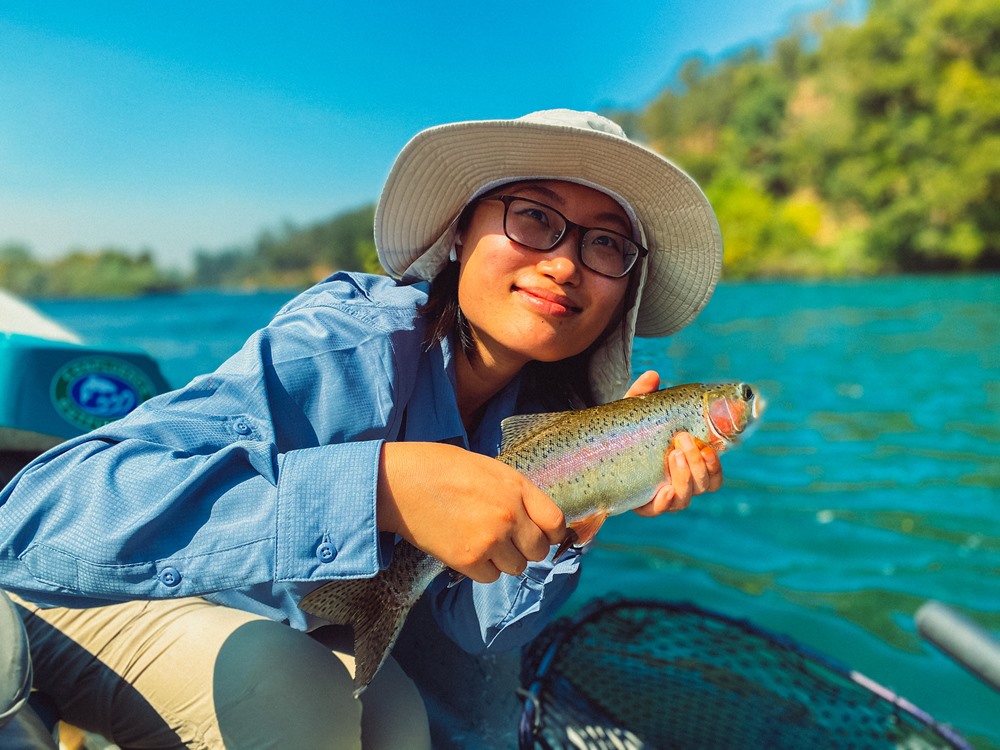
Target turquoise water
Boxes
[34,275,1000,747]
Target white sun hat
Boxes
[374,109,723,403]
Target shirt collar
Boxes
[400,333,521,457]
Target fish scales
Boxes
[498,386,719,520]
[298,382,764,695]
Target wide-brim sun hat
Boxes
[374,109,723,402]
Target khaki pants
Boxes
[11,595,430,750]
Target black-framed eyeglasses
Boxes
[479,195,647,279]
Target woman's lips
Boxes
[514,286,582,316]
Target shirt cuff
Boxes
[274,439,388,581]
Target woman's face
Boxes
[455,180,633,369]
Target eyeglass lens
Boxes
[500,197,640,278]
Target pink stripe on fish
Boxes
[523,416,669,489]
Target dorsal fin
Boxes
[499,411,566,454]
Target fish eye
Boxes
[740,383,754,400]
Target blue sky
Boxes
[1,1,865,270]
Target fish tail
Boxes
[298,575,414,697]
[347,591,412,697]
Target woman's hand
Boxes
[376,441,567,583]
[624,370,724,516]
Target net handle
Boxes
[917,600,1000,693]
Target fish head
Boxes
[702,383,765,449]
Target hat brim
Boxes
[375,117,722,338]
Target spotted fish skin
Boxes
[497,382,762,529]
[298,539,446,696]
[299,382,763,695]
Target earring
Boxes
[449,246,459,262]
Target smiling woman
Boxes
[0,109,724,750]
[452,181,634,415]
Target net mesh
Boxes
[518,599,970,750]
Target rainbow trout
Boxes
[299,382,764,694]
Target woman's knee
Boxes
[309,625,430,750]
[359,656,430,750]
[213,620,431,750]
[211,618,362,749]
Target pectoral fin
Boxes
[555,511,609,558]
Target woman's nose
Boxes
[536,234,582,284]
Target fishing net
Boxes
[518,598,970,750]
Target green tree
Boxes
[635,0,1000,275]
[817,0,1000,269]
[44,248,180,297]
[191,204,378,289]
[191,246,261,288]
[0,243,47,296]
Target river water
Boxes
[34,274,1000,747]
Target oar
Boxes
[916,600,1000,693]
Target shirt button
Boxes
[316,542,336,563]
[232,419,252,435]
[158,567,182,587]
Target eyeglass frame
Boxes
[477,195,648,279]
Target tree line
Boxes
[631,0,999,277]
[2,0,996,298]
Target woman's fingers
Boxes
[377,442,566,583]
[500,482,567,576]
[703,446,723,492]
[632,481,679,516]
[490,546,530,578]
[631,432,725,518]
[624,370,660,398]
[521,484,567,550]
[674,433,709,494]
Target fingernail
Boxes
[678,433,694,450]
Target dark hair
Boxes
[418,200,640,410]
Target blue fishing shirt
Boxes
[0,272,581,654]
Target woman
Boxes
[0,109,723,749]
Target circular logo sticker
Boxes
[51,356,158,431]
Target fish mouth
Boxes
[751,391,766,419]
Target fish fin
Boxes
[499,411,566,453]
[554,526,580,560]
[299,541,445,696]
[446,569,466,588]
[554,511,609,558]
[299,574,414,697]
